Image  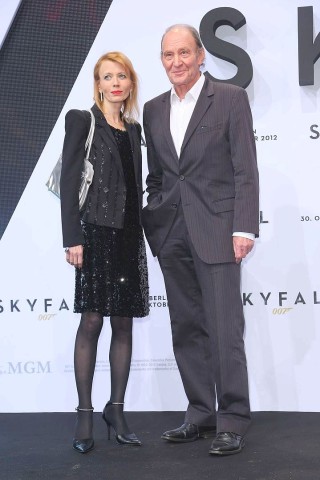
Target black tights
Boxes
[74,312,133,439]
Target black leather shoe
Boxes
[209,432,245,455]
[72,438,94,454]
[102,402,142,446]
[161,422,216,443]
[73,407,94,453]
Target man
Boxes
[142,24,259,456]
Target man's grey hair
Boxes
[160,24,204,53]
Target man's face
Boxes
[161,28,205,92]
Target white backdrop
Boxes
[1,0,320,413]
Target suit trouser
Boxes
[157,206,251,436]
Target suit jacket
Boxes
[142,77,259,264]
[60,103,143,248]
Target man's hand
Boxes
[65,245,83,269]
[233,236,254,264]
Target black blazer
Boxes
[60,103,143,248]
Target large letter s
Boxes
[200,7,253,88]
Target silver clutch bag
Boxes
[46,109,95,210]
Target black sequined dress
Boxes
[74,126,149,317]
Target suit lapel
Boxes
[160,92,179,163]
[180,79,215,154]
[126,122,140,184]
[92,104,124,180]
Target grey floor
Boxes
[1,411,319,480]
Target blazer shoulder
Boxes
[204,79,249,107]
[65,108,89,125]
[64,110,92,141]
[206,78,245,95]
[145,89,171,108]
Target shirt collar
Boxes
[170,73,205,104]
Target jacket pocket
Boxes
[196,123,223,134]
[211,197,235,213]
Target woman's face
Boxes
[98,60,132,107]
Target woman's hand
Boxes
[65,245,83,269]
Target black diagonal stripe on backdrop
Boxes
[0,0,113,239]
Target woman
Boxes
[60,52,149,454]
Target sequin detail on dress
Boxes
[74,126,149,317]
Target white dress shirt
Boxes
[169,74,254,241]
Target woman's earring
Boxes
[129,90,132,99]
[99,91,104,102]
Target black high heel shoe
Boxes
[72,407,95,454]
[102,401,142,446]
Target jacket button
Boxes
[179,175,185,181]
[171,203,177,209]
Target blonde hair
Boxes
[93,51,139,123]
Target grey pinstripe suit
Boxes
[142,77,259,435]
